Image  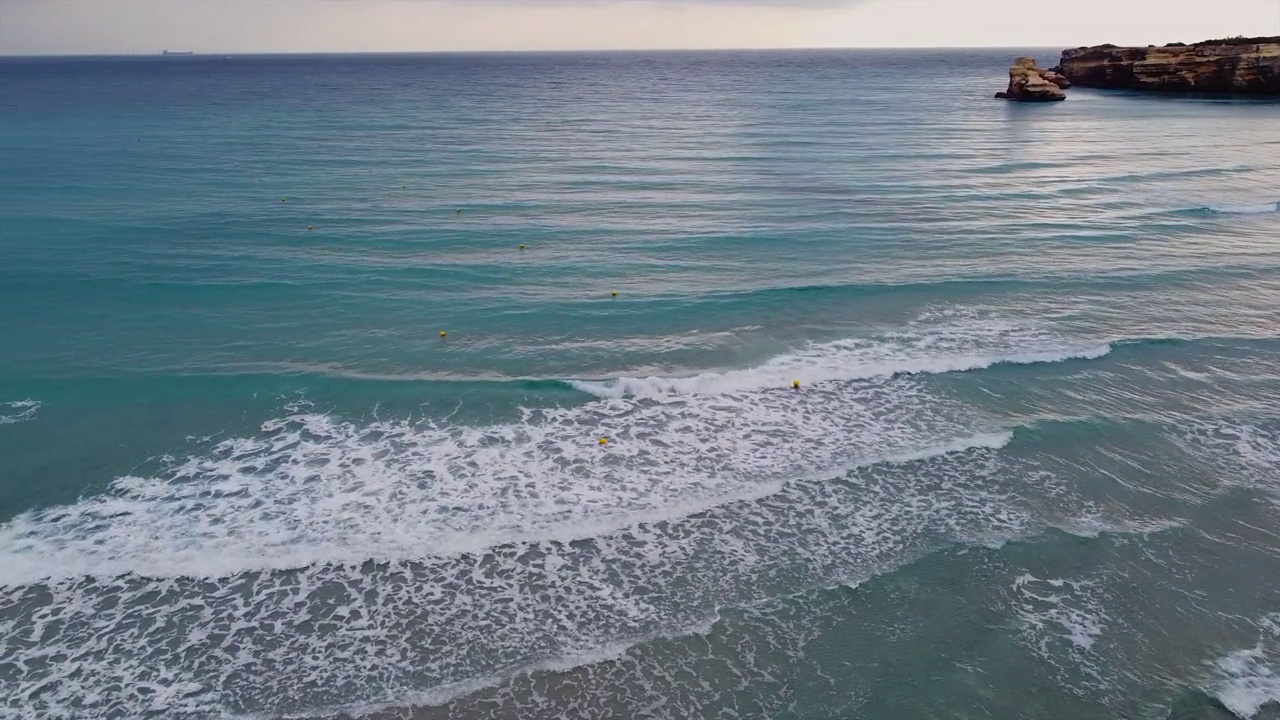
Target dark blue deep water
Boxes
[1,50,1279,719]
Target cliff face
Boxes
[1058,40,1280,93]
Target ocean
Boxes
[0,49,1278,720]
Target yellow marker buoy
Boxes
[610,291,618,298]
[599,437,609,446]
[439,331,447,338]
[792,379,801,390]
[307,225,314,231]
[519,244,526,251]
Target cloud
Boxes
[1,0,1275,55]
[0,0,852,54]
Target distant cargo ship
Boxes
[161,50,194,56]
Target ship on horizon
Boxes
[161,50,194,56]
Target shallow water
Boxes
[1,49,1279,719]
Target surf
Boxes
[0,399,40,425]
[571,342,1110,400]
[0,424,1037,719]
[0,312,1110,585]
[1192,201,1279,215]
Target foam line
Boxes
[0,313,1108,586]
[0,312,1118,718]
[1213,647,1280,718]
[572,339,1110,400]
[0,399,41,425]
[0,435,1040,719]
[1201,202,1279,215]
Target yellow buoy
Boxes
[599,437,608,446]
[307,225,314,231]
[439,331,447,338]
[519,244,526,250]
[792,379,801,389]
[610,291,618,297]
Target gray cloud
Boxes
[0,0,858,55]
[1,0,1270,56]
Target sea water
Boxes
[1,49,1279,719]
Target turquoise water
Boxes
[1,50,1279,719]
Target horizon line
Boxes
[0,44,1093,59]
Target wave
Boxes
[0,312,1113,585]
[1110,335,1280,358]
[1050,511,1186,539]
[570,320,1111,400]
[0,422,1014,587]
[1197,201,1278,215]
[1210,614,1280,720]
[127,332,1280,391]
[0,311,1119,718]
[287,614,725,720]
[0,399,41,425]
[0,312,1116,587]
[1177,418,1280,501]
[572,345,1110,400]
[1213,647,1280,719]
[0,430,1039,719]
[1012,573,1109,669]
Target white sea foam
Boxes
[0,399,41,425]
[0,312,1084,587]
[1051,506,1185,539]
[1213,648,1280,718]
[0,385,1003,587]
[1178,419,1280,500]
[292,615,724,720]
[1207,613,1280,719]
[1013,574,1107,653]
[1010,572,1116,699]
[0,433,1038,719]
[0,312,1108,719]
[571,320,1111,399]
[1203,201,1279,215]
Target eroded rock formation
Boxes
[995,57,1068,101]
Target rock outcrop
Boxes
[995,57,1068,101]
[1058,38,1280,93]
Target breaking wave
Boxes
[0,399,41,425]
[0,312,1115,719]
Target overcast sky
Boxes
[1,0,1277,55]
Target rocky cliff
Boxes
[1057,38,1280,93]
